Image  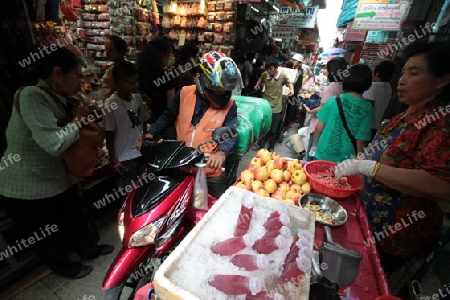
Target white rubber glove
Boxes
[335,159,376,179]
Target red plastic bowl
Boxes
[303,160,361,200]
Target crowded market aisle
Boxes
[1,123,298,300]
[3,126,450,300]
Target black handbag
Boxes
[336,95,357,153]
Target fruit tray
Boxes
[153,186,315,300]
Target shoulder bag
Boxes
[336,95,357,154]
[13,86,104,178]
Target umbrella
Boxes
[323,48,346,55]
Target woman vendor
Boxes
[335,41,450,273]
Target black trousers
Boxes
[259,112,282,150]
[1,185,99,276]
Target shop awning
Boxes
[336,0,359,28]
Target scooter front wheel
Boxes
[104,280,128,300]
[104,256,164,300]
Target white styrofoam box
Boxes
[154,186,315,300]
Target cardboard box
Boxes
[154,186,315,300]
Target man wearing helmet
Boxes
[138,51,239,198]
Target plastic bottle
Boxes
[284,237,311,265]
[284,236,299,265]
[231,254,268,271]
[262,226,291,239]
[253,235,288,254]
[263,213,290,231]
[296,236,310,248]
[235,197,255,237]
[208,275,262,296]
[267,208,288,221]
[297,229,313,240]
[211,234,256,256]
[245,291,285,300]
[280,256,311,285]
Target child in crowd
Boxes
[362,60,396,139]
[102,35,128,101]
[253,57,294,152]
[104,61,148,189]
[310,64,373,163]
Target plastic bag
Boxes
[192,163,208,209]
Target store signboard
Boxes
[353,0,411,31]
[272,27,296,39]
[278,6,319,28]
[344,24,367,41]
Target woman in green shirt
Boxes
[310,64,373,163]
[0,47,113,279]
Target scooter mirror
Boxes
[211,127,237,144]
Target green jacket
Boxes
[0,80,79,199]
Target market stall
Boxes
[146,151,390,299]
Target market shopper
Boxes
[248,58,265,98]
[231,51,252,95]
[305,57,347,161]
[335,41,450,274]
[102,35,128,100]
[363,60,396,139]
[315,62,330,91]
[136,51,239,198]
[310,64,373,163]
[103,60,148,188]
[252,57,294,152]
[137,37,176,126]
[0,47,113,279]
[280,53,304,137]
[292,53,314,86]
[174,42,199,91]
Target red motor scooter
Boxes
[102,127,237,300]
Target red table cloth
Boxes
[313,195,391,299]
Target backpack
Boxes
[13,86,104,177]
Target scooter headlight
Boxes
[129,216,166,247]
[118,211,125,241]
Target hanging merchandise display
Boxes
[77,0,158,69]
[76,0,111,71]
[74,0,158,103]
[161,0,236,55]
[60,0,81,22]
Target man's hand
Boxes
[303,104,312,114]
[287,89,294,97]
[135,133,153,150]
[335,159,376,179]
[308,146,316,158]
[111,159,125,176]
[254,84,261,91]
[206,151,226,170]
